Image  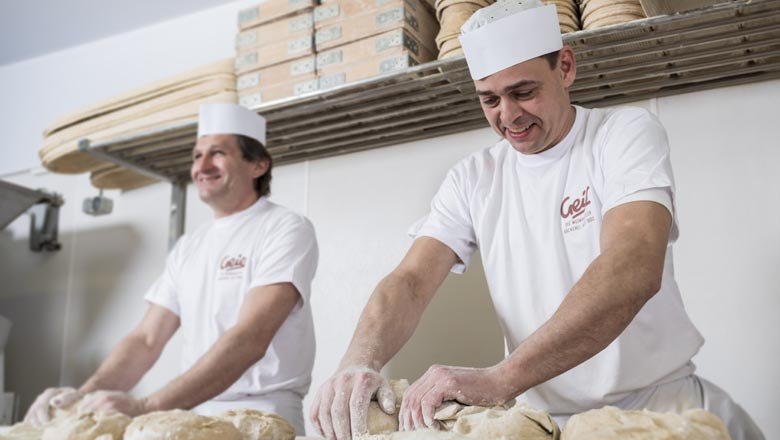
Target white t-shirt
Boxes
[410,105,704,415]
[145,197,318,402]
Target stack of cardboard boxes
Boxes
[235,0,440,107]
[235,0,318,107]
[314,0,439,90]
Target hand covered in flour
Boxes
[310,366,396,440]
[399,364,512,431]
[24,386,82,426]
[78,390,148,417]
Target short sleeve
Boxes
[144,238,184,316]
[250,215,319,304]
[408,164,478,274]
[600,110,680,242]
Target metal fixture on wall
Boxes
[0,180,63,252]
[82,190,113,216]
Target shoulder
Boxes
[449,139,511,181]
[259,202,316,236]
[586,105,663,134]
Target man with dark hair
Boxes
[26,103,318,435]
[311,1,762,439]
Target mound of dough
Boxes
[0,422,43,440]
[561,406,731,440]
[359,429,471,439]
[218,408,295,440]
[360,378,559,440]
[437,402,560,439]
[123,410,241,440]
[41,411,131,440]
[366,379,411,434]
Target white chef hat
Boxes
[459,0,563,80]
[197,103,267,145]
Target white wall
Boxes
[0,3,778,438]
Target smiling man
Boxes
[26,103,318,435]
[310,1,763,439]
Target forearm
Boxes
[80,334,161,394]
[497,243,663,398]
[340,272,431,371]
[144,328,265,411]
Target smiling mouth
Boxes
[505,123,534,139]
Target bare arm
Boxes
[399,200,674,430]
[141,282,300,411]
[80,304,180,394]
[311,237,459,439]
[496,200,672,395]
[340,237,460,371]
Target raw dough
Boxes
[436,402,560,439]
[362,379,559,439]
[360,429,471,439]
[218,408,295,440]
[0,422,43,440]
[123,410,241,440]
[41,411,131,440]
[561,406,732,440]
[366,379,410,434]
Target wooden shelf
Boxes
[81,0,780,182]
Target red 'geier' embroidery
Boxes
[560,186,591,219]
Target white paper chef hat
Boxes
[197,103,267,145]
[460,0,563,80]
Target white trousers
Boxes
[553,375,764,440]
[192,391,305,436]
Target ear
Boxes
[251,158,270,179]
[558,45,577,88]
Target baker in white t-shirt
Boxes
[25,103,318,435]
[310,1,763,439]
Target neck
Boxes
[212,194,260,218]
[552,105,577,147]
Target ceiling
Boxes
[0,0,237,66]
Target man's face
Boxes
[475,47,577,155]
[190,134,264,208]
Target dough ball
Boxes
[218,408,295,440]
[41,411,131,440]
[561,406,731,440]
[124,410,241,440]
[0,421,44,440]
[366,379,411,435]
[359,429,471,439]
[446,404,559,439]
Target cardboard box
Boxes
[234,33,314,74]
[314,0,438,53]
[639,0,720,17]
[236,12,314,51]
[237,56,316,91]
[316,29,435,73]
[318,52,423,90]
[239,75,319,107]
[238,0,316,30]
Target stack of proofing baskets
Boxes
[435,0,583,60]
[39,59,237,190]
[235,0,319,108]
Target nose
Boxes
[499,98,524,128]
[191,154,214,178]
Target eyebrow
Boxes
[476,80,539,96]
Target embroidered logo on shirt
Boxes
[561,186,596,234]
[218,254,247,280]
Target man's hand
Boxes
[24,387,82,426]
[398,364,511,431]
[78,390,148,417]
[310,367,396,440]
